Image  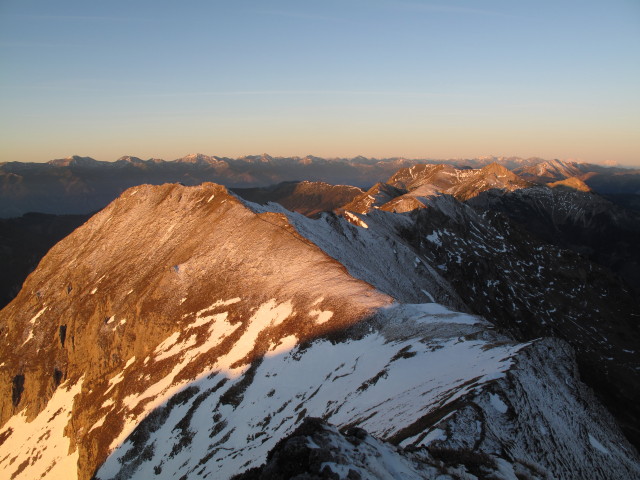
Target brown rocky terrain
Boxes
[232,181,363,217]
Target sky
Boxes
[0,0,639,165]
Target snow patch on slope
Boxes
[309,308,334,324]
[96,303,521,480]
[29,306,47,324]
[589,434,610,455]
[0,378,83,480]
[109,298,294,454]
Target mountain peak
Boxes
[47,155,99,167]
[116,155,145,164]
[547,176,591,192]
[480,162,512,176]
[176,153,216,164]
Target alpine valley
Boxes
[0,156,639,480]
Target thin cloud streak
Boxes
[6,14,154,23]
[120,90,474,99]
[389,1,518,18]
[0,41,79,48]
[0,85,469,98]
[250,9,344,22]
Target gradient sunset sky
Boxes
[1,0,639,165]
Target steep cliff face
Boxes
[391,195,640,448]
[467,186,640,289]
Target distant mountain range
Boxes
[1,154,639,217]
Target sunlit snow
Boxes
[0,378,84,480]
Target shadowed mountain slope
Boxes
[0,212,91,309]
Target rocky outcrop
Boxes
[429,338,640,479]
[231,417,547,480]
[547,176,591,192]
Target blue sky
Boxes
[1,0,639,165]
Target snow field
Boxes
[97,303,520,479]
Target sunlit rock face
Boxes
[0,181,638,480]
[232,180,364,218]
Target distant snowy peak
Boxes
[515,158,585,182]
[237,153,274,164]
[115,156,146,164]
[449,162,532,201]
[387,161,532,197]
[386,164,457,191]
[34,154,624,173]
[175,153,226,165]
[4,154,639,217]
[47,155,100,167]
